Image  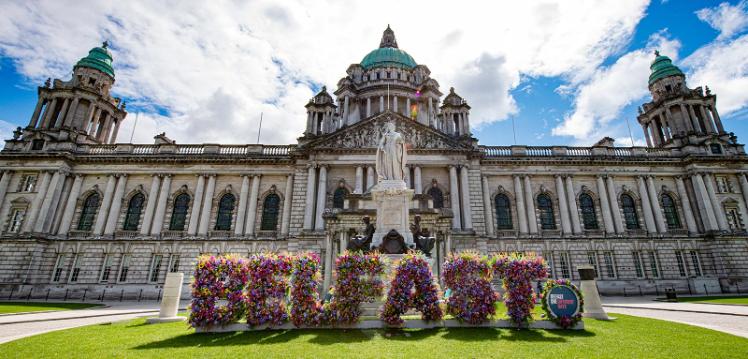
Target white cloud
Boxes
[552,33,680,142]
[696,1,748,40]
[0,0,649,144]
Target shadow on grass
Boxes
[501,329,596,342]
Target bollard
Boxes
[120,289,124,302]
[138,289,142,302]
[623,287,627,297]
[157,289,162,302]
[64,289,69,301]
[738,283,742,294]
[82,288,88,302]
[101,290,106,302]
[26,288,32,301]
[704,284,708,295]
[7,287,13,300]
[655,285,659,297]
[46,289,50,302]
[638,286,643,296]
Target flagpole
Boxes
[257,112,263,144]
[129,112,139,143]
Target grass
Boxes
[1,312,747,358]
[0,302,101,314]
[675,295,748,306]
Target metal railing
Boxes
[79,144,295,157]
[481,145,676,158]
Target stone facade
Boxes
[1,28,747,301]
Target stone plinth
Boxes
[370,180,414,251]
[577,265,611,320]
[147,272,186,324]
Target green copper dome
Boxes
[648,51,683,85]
[75,42,115,78]
[361,25,417,70]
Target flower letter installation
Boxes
[442,252,500,324]
[493,254,549,326]
[245,253,292,327]
[290,252,323,327]
[541,279,584,329]
[380,252,443,326]
[324,251,385,324]
[189,255,249,328]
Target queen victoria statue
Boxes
[375,121,407,182]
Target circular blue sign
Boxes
[546,285,580,318]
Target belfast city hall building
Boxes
[1,26,747,300]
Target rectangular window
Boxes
[648,251,660,278]
[100,255,113,282]
[715,176,732,193]
[118,255,130,282]
[543,251,554,278]
[168,254,180,273]
[675,251,687,277]
[51,254,65,282]
[558,252,571,279]
[149,254,163,282]
[69,254,82,283]
[8,209,26,233]
[632,251,645,278]
[586,251,599,278]
[603,251,616,279]
[725,207,744,231]
[18,174,37,192]
[690,250,703,277]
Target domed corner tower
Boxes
[440,87,472,137]
[302,86,337,138]
[5,42,128,153]
[637,51,742,155]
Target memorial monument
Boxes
[370,121,415,253]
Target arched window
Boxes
[537,194,556,230]
[621,194,639,229]
[77,193,100,231]
[123,193,145,231]
[579,193,598,230]
[495,194,512,230]
[333,187,348,209]
[428,187,444,209]
[169,193,190,231]
[214,194,235,231]
[661,194,680,229]
[261,194,281,230]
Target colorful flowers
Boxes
[323,251,385,324]
[493,254,548,326]
[442,252,499,324]
[188,255,248,328]
[380,252,442,326]
[541,279,584,329]
[245,253,292,327]
[290,252,323,327]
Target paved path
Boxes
[0,301,169,344]
[602,296,748,339]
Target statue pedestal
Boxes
[371,180,414,252]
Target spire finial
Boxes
[379,25,398,48]
[102,40,109,49]
[654,49,660,57]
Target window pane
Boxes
[214,194,235,231]
[77,194,100,231]
[169,194,190,231]
[661,194,680,229]
[333,188,347,209]
[621,194,639,229]
[260,194,280,230]
[428,187,444,209]
[537,194,556,230]
[123,193,145,231]
[495,194,512,229]
[579,194,598,229]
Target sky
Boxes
[1,0,748,147]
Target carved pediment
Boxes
[308,112,469,150]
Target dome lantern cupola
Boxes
[360,26,417,70]
[648,50,683,86]
[74,41,115,79]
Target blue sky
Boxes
[1,1,747,146]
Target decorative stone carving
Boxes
[376,121,406,181]
[347,216,374,252]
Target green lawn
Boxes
[0,302,100,314]
[1,313,747,358]
[674,295,748,306]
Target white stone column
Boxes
[704,173,729,231]
[460,166,472,229]
[513,175,528,234]
[245,175,261,236]
[692,173,718,231]
[93,174,117,235]
[104,174,128,235]
[322,231,333,294]
[140,175,161,235]
[481,176,494,237]
[343,96,350,126]
[524,176,538,234]
[54,98,70,128]
[35,170,66,233]
[596,176,615,234]
[234,175,250,236]
[303,166,316,230]
[605,176,625,234]
[109,120,121,144]
[646,176,667,233]
[354,166,363,194]
[40,98,58,128]
[404,167,412,189]
[565,176,582,234]
[187,175,206,236]
[739,174,748,221]
[22,171,51,233]
[28,98,44,128]
[393,95,398,113]
[379,95,384,112]
[0,171,13,212]
[281,174,293,237]
[636,176,657,233]
[367,166,375,191]
[366,97,371,117]
[449,166,462,230]
[414,166,423,195]
[314,166,328,231]
[62,97,79,127]
[198,174,216,235]
[675,176,698,234]
[58,174,84,235]
[555,175,571,234]
[150,174,172,235]
[406,98,411,117]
